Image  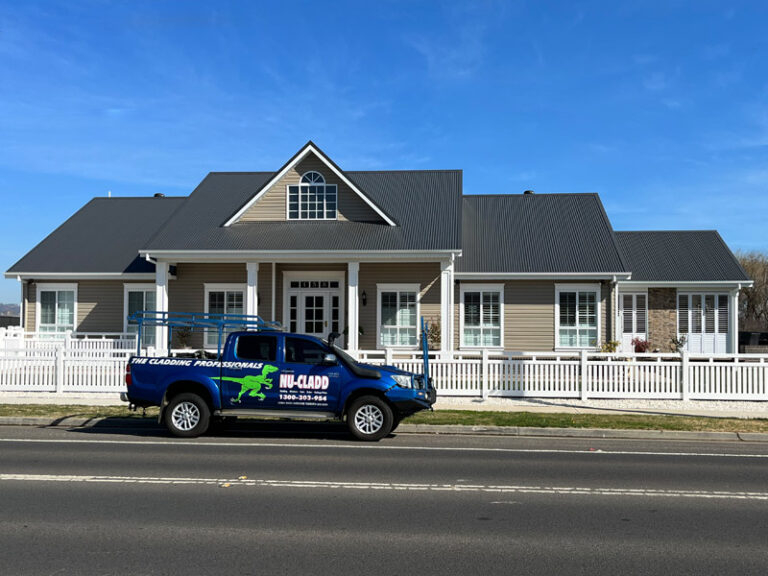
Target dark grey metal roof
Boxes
[615,231,750,282]
[456,194,628,274]
[7,197,184,274]
[142,171,463,252]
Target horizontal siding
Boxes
[240,153,383,223]
[24,281,34,331]
[78,281,134,332]
[359,262,441,349]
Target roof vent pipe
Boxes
[523,190,535,195]
[154,193,165,198]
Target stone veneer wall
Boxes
[648,288,677,351]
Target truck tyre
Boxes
[347,396,393,441]
[165,393,210,438]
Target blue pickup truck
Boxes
[123,315,435,441]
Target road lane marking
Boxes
[1,437,767,459]
[2,473,768,501]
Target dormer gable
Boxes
[224,141,396,226]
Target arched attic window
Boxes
[287,171,338,220]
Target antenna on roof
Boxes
[108,190,112,198]
[154,193,165,198]
[523,190,535,195]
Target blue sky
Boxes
[1,1,768,303]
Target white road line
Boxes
[0,437,767,459]
[2,473,768,501]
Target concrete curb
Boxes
[3,416,767,442]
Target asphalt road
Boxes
[1,421,768,575]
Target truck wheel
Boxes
[166,393,210,438]
[347,396,393,441]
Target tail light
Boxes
[125,364,132,386]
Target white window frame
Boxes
[286,171,339,221]
[36,283,77,334]
[123,283,156,346]
[677,292,730,336]
[376,283,420,350]
[204,283,246,349]
[619,290,648,335]
[459,283,504,349]
[554,283,601,350]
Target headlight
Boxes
[392,375,412,388]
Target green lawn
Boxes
[1,404,767,433]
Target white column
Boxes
[246,262,259,317]
[729,288,739,354]
[440,259,454,353]
[347,262,360,351]
[155,261,169,354]
[19,278,25,329]
[271,262,276,321]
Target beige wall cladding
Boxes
[648,287,677,351]
[79,281,138,333]
[358,262,441,350]
[239,153,384,223]
[24,281,34,331]
[453,280,612,352]
[168,263,247,349]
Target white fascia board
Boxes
[223,144,396,227]
[140,249,461,263]
[618,280,753,290]
[454,272,632,281]
[5,272,160,281]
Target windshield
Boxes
[331,344,360,367]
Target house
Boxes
[4,141,752,355]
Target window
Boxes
[287,171,338,220]
[555,284,600,349]
[678,293,729,335]
[204,284,245,348]
[236,334,277,362]
[461,284,503,348]
[377,284,419,347]
[285,336,328,364]
[124,284,156,347]
[37,284,76,334]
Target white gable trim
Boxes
[223,143,396,227]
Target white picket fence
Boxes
[1,328,768,400]
[354,349,768,401]
[0,329,135,393]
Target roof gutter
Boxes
[454,272,632,281]
[140,249,463,263]
[618,280,754,288]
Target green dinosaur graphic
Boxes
[220,365,279,404]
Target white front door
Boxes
[285,275,344,343]
[620,292,647,352]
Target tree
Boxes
[737,251,768,331]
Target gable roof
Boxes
[615,231,751,283]
[223,141,397,227]
[142,170,462,253]
[5,197,184,276]
[456,193,629,275]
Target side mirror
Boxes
[322,353,338,365]
[327,332,341,347]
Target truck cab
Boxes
[125,321,435,441]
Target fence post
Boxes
[385,348,393,366]
[481,348,489,400]
[681,350,689,400]
[55,344,65,394]
[580,350,589,401]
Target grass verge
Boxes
[1,404,767,433]
[404,410,768,433]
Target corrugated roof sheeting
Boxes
[615,231,750,282]
[143,170,463,251]
[457,194,628,273]
[7,197,185,274]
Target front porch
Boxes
[149,258,455,355]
